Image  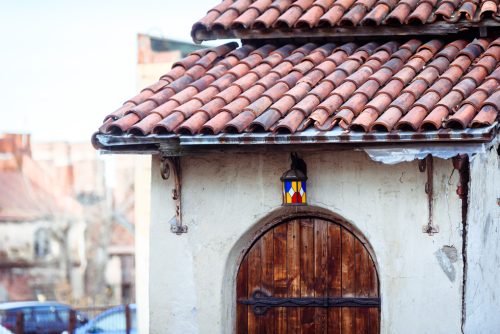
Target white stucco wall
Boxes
[134,155,152,334]
[464,143,500,333]
[148,149,466,334]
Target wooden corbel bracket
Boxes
[160,156,187,234]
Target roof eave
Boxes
[192,20,500,43]
[92,123,498,156]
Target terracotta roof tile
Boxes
[193,0,500,42]
[472,104,498,127]
[96,38,500,138]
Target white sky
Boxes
[0,0,222,142]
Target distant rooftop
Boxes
[0,134,82,222]
[138,33,206,64]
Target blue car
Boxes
[0,301,87,334]
[74,305,136,334]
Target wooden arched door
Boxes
[236,217,380,333]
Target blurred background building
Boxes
[0,133,86,303]
[0,34,201,320]
[0,133,136,306]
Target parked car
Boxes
[74,305,136,334]
[0,301,87,334]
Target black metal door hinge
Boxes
[239,290,380,316]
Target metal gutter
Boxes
[92,123,498,155]
[178,124,498,145]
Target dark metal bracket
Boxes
[419,155,439,235]
[160,156,187,234]
[239,290,380,316]
[452,155,469,201]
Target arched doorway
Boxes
[236,217,380,333]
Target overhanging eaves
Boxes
[92,122,498,156]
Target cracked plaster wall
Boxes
[464,144,500,333]
[148,149,464,333]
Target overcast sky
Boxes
[0,0,222,142]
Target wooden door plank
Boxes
[236,256,248,334]
[300,218,315,334]
[368,307,380,334]
[368,261,380,334]
[273,223,288,334]
[359,243,371,297]
[341,228,356,296]
[368,258,379,297]
[261,229,275,334]
[341,228,355,334]
[341,306,355,334]
[287,219,301,333]
[354,239,369,334]
[314,219,328,334]
[327,223,341,334]
[247,238,262,334]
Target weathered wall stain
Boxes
[435,245,458,282]
[482,213,491,245]
[464,144,500,333]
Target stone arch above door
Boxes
[236,216,380,333]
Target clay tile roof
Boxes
[0,171,57,221]
[93,38,499,149]
[191,0,500,42]
[0,166,83,222]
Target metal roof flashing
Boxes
[92,122,498,159]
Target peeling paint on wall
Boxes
[363,139,497,165]
[482,214,491,245]
[464,143,500,333]
[435,245,458,282]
